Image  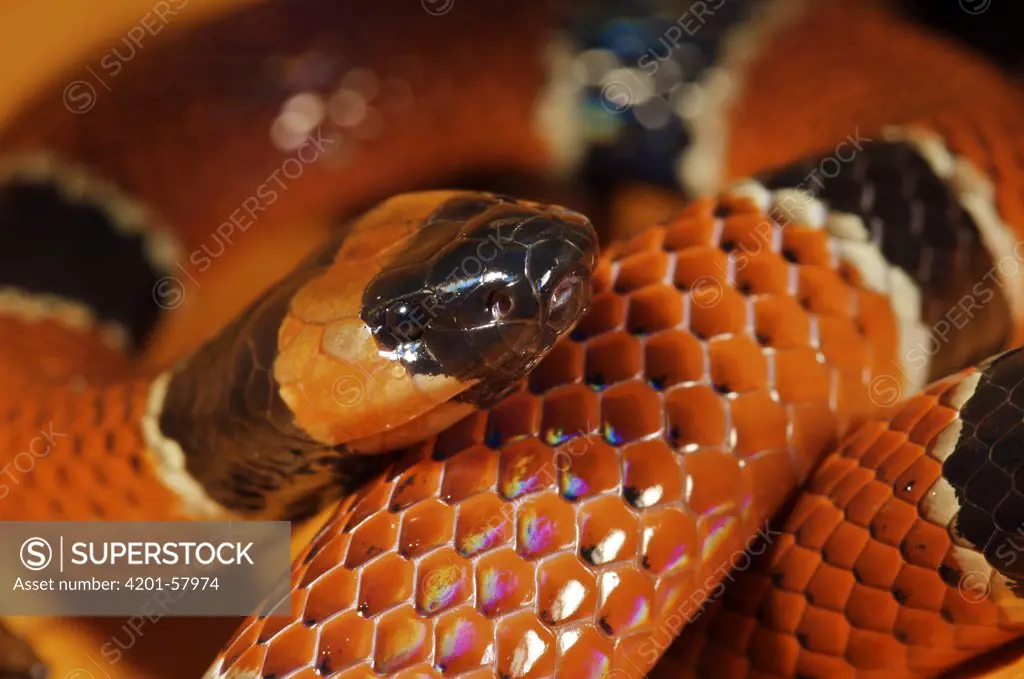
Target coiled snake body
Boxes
[1,0,1023,677]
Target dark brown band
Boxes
[944,346,1024,593]
[0,162,174,351]
[157,232,390,519]
[759,140,1011,380]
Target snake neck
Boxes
[144,234,391,520]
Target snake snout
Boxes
[518,208,597,338]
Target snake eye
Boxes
[386,302,424,343]
[485,290,514,321]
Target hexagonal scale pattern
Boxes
[654,361,1024,678]
[210,192,908,678]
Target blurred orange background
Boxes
[0,0,252,127]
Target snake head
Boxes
[275,191,598,453]
[363,193,597,396]
[155,192,596,516]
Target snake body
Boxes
[1,0,1024,677]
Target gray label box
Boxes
[0,521,291,616]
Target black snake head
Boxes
[362,192,598,406]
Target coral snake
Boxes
[1,0,1023,677]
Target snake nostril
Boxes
[550,274,579,311]
[485,289,514,321]
[546,271,586,333]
